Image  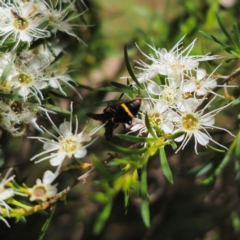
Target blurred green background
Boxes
[1,0,240,239]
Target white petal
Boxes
[59,121,72,137]
[43,170,59,185]
[74,148,87,158]
[162,121,174,134]
[50,152,66,166]
[46,185,58,197]
[195,131,209,146]
[0,188,14,200]
[147,82,160,95]
[182,80,196,93]
[200,115,215,126]
[196,68,206,80]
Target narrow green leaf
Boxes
[115,133,150,143]
[201,149,233,184]
[235,132,240,156]
[104,141,147,154]
[124,190,129,209]
[233,24,240,49]
[91,155,111,178]
[124,45,143,89]
[159,147,174,184]
[95,85,138,94]
[207,144,226,153]
[145,114,157,139]
[208,98,227,110]
[140,163,150,227]
[77,83,94,91]
[199,31,227,47]
[89,192,108,203]
[38,204,56,240]
[110,82,135,91]
[215,12,237,48]
[229,50,240,58]
[196,162,214,177]
[94,202,113,234]
[42,104,71,114]
[0,93,22,99]
[94,99,124,107]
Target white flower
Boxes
[18,43,64,69]
[41,0,87,43]
[28,169,59,202]
[0,1,50,49]
[135,37,220,79]
[29,102,103,167]
[42,66,82,99]
[182,68,218,97]
[0,168,15,228]
[11,65,48,103]
[146,77,200,112]
[173,99,234,153]
[129,99,175,136]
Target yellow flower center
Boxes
[148,111,161,127]
[33,186,46,197]
[162,88,177,102]
[182,113,198,131]
[60,136,77,153]
[13,18,28,31]
[17,74,33,86]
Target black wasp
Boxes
[87,98,142,141]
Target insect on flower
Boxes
[87,98,142,140]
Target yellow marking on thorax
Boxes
[120,103,134,118]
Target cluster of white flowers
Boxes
[0,0,98,227]
[0,0,86,49]
[129,37,234,153]
[30,102,103,168]
[0,0,85,135]
[0,168,59,227]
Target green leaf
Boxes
[91,155,111,178]
[110,82,135,91]
[38,204,56,240]
[89,192,108,203]
[145,114,157,139]
[115,133,150,143]
[140,163,150,227]
[104,141,147,154]
[94,202,113,234]
[208,98,227,110]
[199,31,227,47]
[0,93,22,99]
[159,147,173,184]
[235,132,240,156]
[201,149,233,184]
[124,45,143,89]
[42,103,71,114]
[233,24,240,49]
[95,85,138,94]
[195,162,214,177]
[215,12,237,49]
[207,144,226,153]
